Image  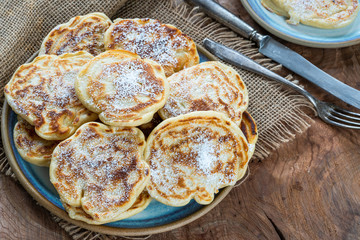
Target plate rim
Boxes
[240,0,360,48]
[1,45,235,236]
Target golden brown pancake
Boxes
[239,111,258,178]
[39,12,112,56]
[240,112,258,143]
[63,191,151,224]
[159,61,248,125]
[262,0,359,28]
[50,122,150,224]
[104,18,199,77]
[145,111,249,206]
[4,51,98,140]
[75,50,169,127]
[138,113,163,138]
[13,116,59,167]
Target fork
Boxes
[203,38,360,129]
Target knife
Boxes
[188,0,360,109]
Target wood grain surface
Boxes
[1,1,360,239]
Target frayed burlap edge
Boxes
[0,0,315,239]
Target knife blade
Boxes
[188,0,360,109]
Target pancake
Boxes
[50,122,150,224]
[63,191,151,224]
[4,51,98,140]
[13,116,59,167]
[261,0,359,28]
[39,12,112,56]
[138,112,163,138]
[239,111,258,179]
[75,50,169,127]
[158,61,248,126]
[145,111,249,206]
[104,18,199,77]
[240,111,258,161]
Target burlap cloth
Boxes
[0,0,314,239]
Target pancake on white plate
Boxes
[262,0,359,28]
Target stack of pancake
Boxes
[4,13,258,224]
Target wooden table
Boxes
[1,1,359,239]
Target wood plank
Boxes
[0,175,71,240]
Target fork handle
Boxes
[203,39,317,107]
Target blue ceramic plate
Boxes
[241,0,360,48]
[1,47,233,236]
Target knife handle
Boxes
[187,0,265,44]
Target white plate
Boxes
[241,0,360,48]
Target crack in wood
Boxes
[265,214,285,240]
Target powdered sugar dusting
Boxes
[107,61,161,100]
[52,124,148,218]
[148,121,243,204]
[92,59,165,113]
[278,0,358,25]
[290,0,335,16]
[161,63,246,125]
[44,14,111,56]
[22,69,81,109]
[109,19,189,67]
[6,55,94,133]
[150,150,179,190]
[193,138,217,174]
[49,71,79,107]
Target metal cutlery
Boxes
[204,38,360,129]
